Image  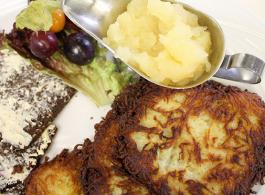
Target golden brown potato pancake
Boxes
[108,80,265,195]
[25,127,149,195]
[25,140,89,195]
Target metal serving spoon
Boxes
[62,0,265,89]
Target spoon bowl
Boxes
[63,0,264,88]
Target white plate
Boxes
[0,0,265,194]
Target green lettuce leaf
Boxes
[31,46,134,106]
[16,0,60,31]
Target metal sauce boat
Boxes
[62,0,265,89]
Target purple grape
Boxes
[64,33,95,65]
[29,31,58,59]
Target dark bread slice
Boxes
[0,34,75,193]
[0,40,75,149]
[1,124,57,194]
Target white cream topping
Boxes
[0,104,32,148]
[0,42,72,193]
[0,124,56,191]
[0,49,25,83]
[0,48,71,149]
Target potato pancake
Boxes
[25,140,88,195]
[25,129,149,195]
[111,80,265,195]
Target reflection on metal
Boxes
[215,54,264,84]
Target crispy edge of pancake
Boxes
[80,116,151,195]
[96,79,265,195]
[25,140,91,195]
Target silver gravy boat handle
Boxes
[215,54,264,84]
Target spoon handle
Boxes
[214,54,265,84]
